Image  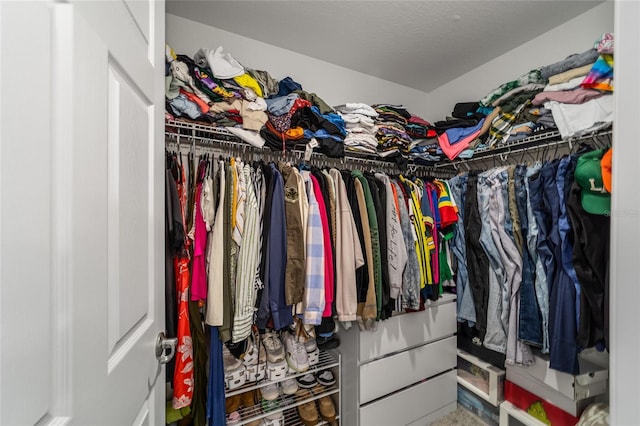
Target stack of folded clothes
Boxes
[373,104,413,158]
[405,114,442,164]
[336,103,379,155]
[535,33,614,139]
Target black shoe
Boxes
[316,335,340,350]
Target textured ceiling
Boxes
[166,1,603,92]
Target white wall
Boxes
[166,14,430,117]
[426,1,614,121]
[610,1,640,423]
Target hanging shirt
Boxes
[205,162,226,326]
[301,171,326,325]
[331,169,365,323]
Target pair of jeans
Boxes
[556,156,581,328]
[508,166,524,252]
[527,164,552,353]
[464,172,490,340]
[516,166,543,347]
[491,170,532,365]
[478,168,508,353]
[541,160,579,374]
[449,174,477,325]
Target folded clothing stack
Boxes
[336,103,379,155]
[373,104,413,158]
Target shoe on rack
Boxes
[226,411,241,426]
[244,334,267,382]
[240,389,259,409]
[260,382,281,401]
[316,370,336,387]
[316,334,340,350]
[296,373,317,389]
[265,409,284,426]
[284,331,309,373]
[223,345,247,390]
[266,357,288,381]
[261,332,286,364]
[318,396,337,424]
[281,378,299,395]
[226,394,241,414]
[296,389,320,426]
[298,324,319,366]
[261,397,280,414]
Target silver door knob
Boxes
[155,332,178,364]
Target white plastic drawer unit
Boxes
[360,336,456,404]
[358,294,457,363]
[360,370,457,426]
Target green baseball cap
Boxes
[574,149,610,215]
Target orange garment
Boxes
[172,164,194,409]
[180,88,209,114]
[601,148,612,193]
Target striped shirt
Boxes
[231,164,260,343]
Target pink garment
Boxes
[310,175,335,318]
[190,183,208,300]
[438,129,482,160]
[532,88,604,106]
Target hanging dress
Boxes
[173,162,194,409]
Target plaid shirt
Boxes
[302,171,326,325]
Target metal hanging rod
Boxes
[165,119,455,178]
[433,127,613,170]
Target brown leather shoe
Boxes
[296,389,319,426]
[318,395,336,423]
[240,389,258,408]
[225,394,240,414]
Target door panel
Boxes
[62,1,164,424]
[2,0,164,423]
[124,0,151,43]
[106,61,153,359]
[0,2,53,424]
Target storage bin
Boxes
[457,348,505,406]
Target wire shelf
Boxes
[231,383,339,425]
[164,118,454,179]
[225,350,340,397]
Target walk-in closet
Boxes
[2,1,640,425]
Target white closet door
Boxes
[0,0,166,424]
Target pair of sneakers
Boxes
[296,369,336,389]
[259,377,299,401]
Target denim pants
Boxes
[556,157,581,327]
[508,166,524,252]
[516,165,543,347]
[464,172,490,339]
[491,171,532,365]
[478,168,507,353]
[541,160,579,374]
[449,174,477,325]
[527,165,552,354]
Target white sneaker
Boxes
[265,410,284,426]
[223,345,247,390]
[260,382,280,401]
[301,324,318,353]
[281,378,299,395]
[283,332,309,373]
[261,332,286,364]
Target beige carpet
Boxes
[429,405,489,426]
